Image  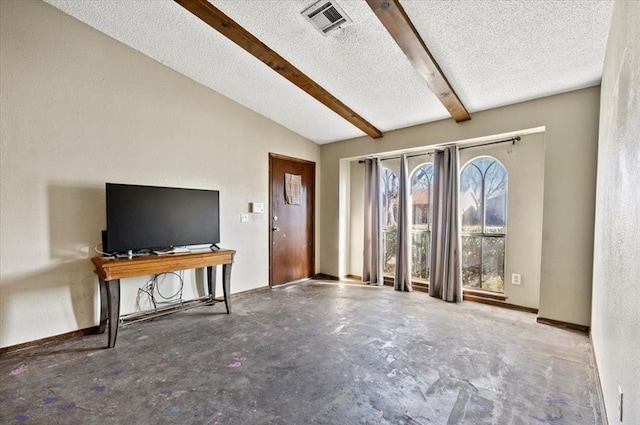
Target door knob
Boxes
[272,227,280,231]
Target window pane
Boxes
[411,229,430,281]
[484,162,507,234]
[381,169,398,274]
[383,228,396,274]
[460,166,482,233]
[381,169,398,229]
[481,237,505,292]
[411,164,434,281]
[411,164,434,229]
[461,235,482,288]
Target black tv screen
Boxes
[105,183,220,253]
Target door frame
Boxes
[268,153,316,287]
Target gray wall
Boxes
[0,0,320,348]
[321,87,600,327]
[592,1,640,423]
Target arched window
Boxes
[460,157,507,292]
[410,163,434,281]
[381,168,398,274]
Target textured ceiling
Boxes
[43,0,614,144]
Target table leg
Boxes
[222,263,232,314]
[98,278,108,334]
[106,279,121,348]
[206,265,217,303]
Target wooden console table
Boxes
[92,249,235,348]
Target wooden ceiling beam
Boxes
[175,0,383,139]
[367,0,471,122]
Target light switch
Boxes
[251,202,265,213]
[240,214,249,222]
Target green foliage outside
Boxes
[385,228,504,292]
[383,227,397,273]
[461,235,504,292]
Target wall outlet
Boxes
[618,385,623,422]
[511,273,521,285]
[240,214,249,223]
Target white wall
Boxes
[345,133,544,309]
[322,87,600,327]
[0,0,320,348]
[591,1,640,423]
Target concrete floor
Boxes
[1,281,601,424]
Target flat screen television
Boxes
[104,183,220,254]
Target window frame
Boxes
[460,156,508,293]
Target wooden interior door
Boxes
[269,154,315,286]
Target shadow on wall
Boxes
[50,181,214,302]
[48,183,104,261]
[0,260,97,346]
[48,182,105,332]
[0,183,106,347]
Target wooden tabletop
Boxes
[92,249,236,281]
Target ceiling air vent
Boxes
[301,0,352,36]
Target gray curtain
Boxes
[363,158,383,285]
[394,154,412,292]
[429,146,463,302]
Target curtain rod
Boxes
[357,136,521,164]
[358,152,432,164]
[459,136,521,151]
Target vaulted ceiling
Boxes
[44,0,614,144]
